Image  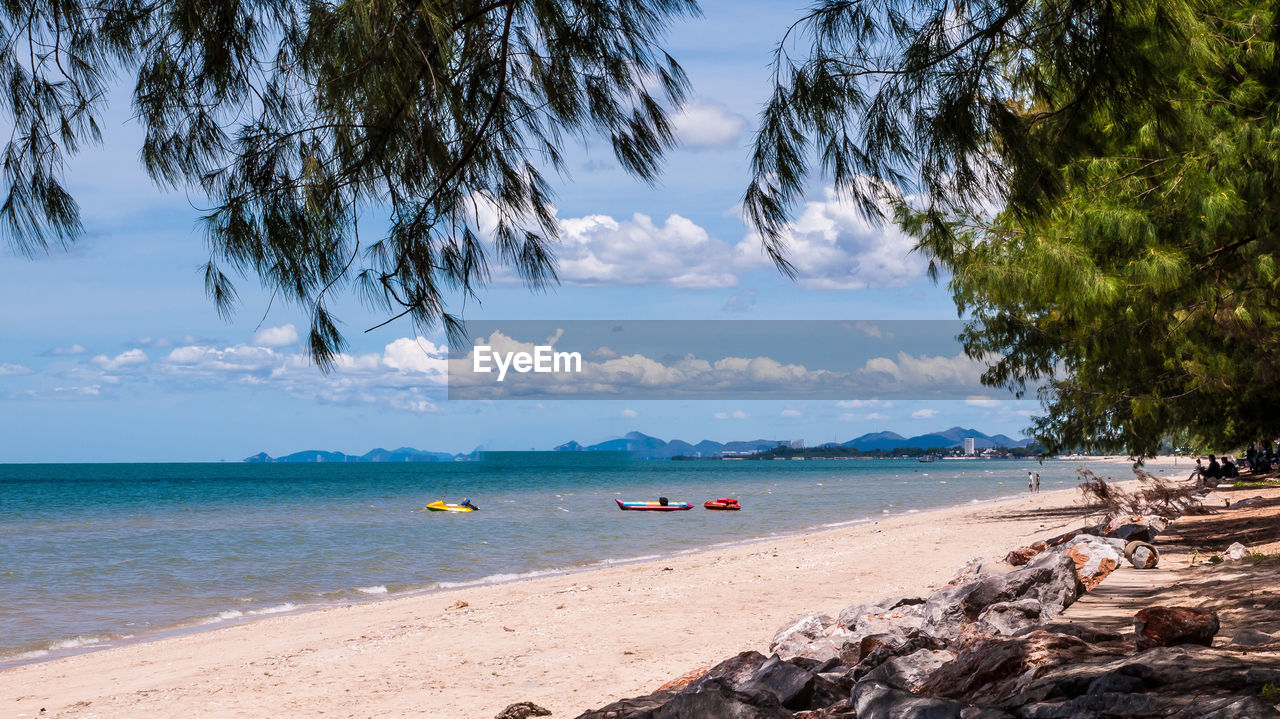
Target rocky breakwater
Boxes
[573,477,1280,718]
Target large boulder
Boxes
[852,680,1014,719]
[685,652,845,712]
[851,634,949,680]
[574,687,682,719]
[977,598,1045,636]
[740,655,845,711]
[1061,535,1125,590]
[771,613,841,662]
[683,651,771,693]
[1005,542,1048,566]
[858,648,954,692]
[916,631,1098,706]
[1133,606,1219,650]
[921,550,1084,641]
[651,679,791,719]
[1006,646,1280,717]
[1103,514,1166,543]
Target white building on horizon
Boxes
[964,437,976,455]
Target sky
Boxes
[0,1,1041,462]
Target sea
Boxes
[0,453,1165,666]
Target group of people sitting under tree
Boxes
[1190,454,1238,486]
[1187,442,1280,487]
[1246,443,1278,475]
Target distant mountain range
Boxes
[244,427,1031,463]
[839,426,1029,452]
[553,427,1032,460]
[244,447,462,463]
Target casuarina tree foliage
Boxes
[749,0,1280,456]
[1,0,697,366]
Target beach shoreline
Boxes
[1,458,1183,719]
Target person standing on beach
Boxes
[1035,473,1041,493]
[1028,471,1034,493]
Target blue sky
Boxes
[0,1,1040,462]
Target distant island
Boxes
[552,427,1036,460]
[243,447,467,463]
[245,426,1036,463]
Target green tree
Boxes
[749,0,1280,456]
[2,0,697,366]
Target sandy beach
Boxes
[2,459,1183,719]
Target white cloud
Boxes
[837,399,891,408]
[713,410,749,420]
[852,322,886,339]
[732,410,748,419]
[964,396,1001,408]
[45,344,88,356]
[382,337,448,375]
[738,186,930,290]
[451,330,987,400]
[780,409,802,418]
[671,99,747,149]
[911,408,938,419]
[839,411,888,422]
[0,363,33,376]
[41,336,449,413]
[92,349,149,372]
[557,213,740,288]
[251,324,300,348]
[713,411,728,420]
[620,408,639,418]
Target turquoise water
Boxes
[0,454,1150,665]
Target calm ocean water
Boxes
[0,454,1161,665]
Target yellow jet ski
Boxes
[425,498,478,513]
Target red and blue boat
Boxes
[615,498,693,512]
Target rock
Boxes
[793,699,857,718]
[739,655,831,710]
[496,702,552,719]
[683,651,770,694]
[852,680,1014,719]
[1020,692,1176,718]
[948,556,991,585]
[1134,606,1219,650]
[771,613,840,662]
[651,679,791,719]
[840,602,924,638]
[1123,541,1159,569]
[916,631,1096,705]
[851,634,949,680]
[1014,622,1123,644]
[1103,514,1156,543]
[1004,542,1048,566]
[574,687,681,719]
[1062,535,1124,590]
[1229,628,1273,646]
[976,598,1045,635]
[1229,495,1263,509]
[1009,645,1280,709]
[859,648,954,692]
[1172,694,1280,718]
[1223,542,1248,561]
[687,652,844,712]
[922,550,1084,641]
